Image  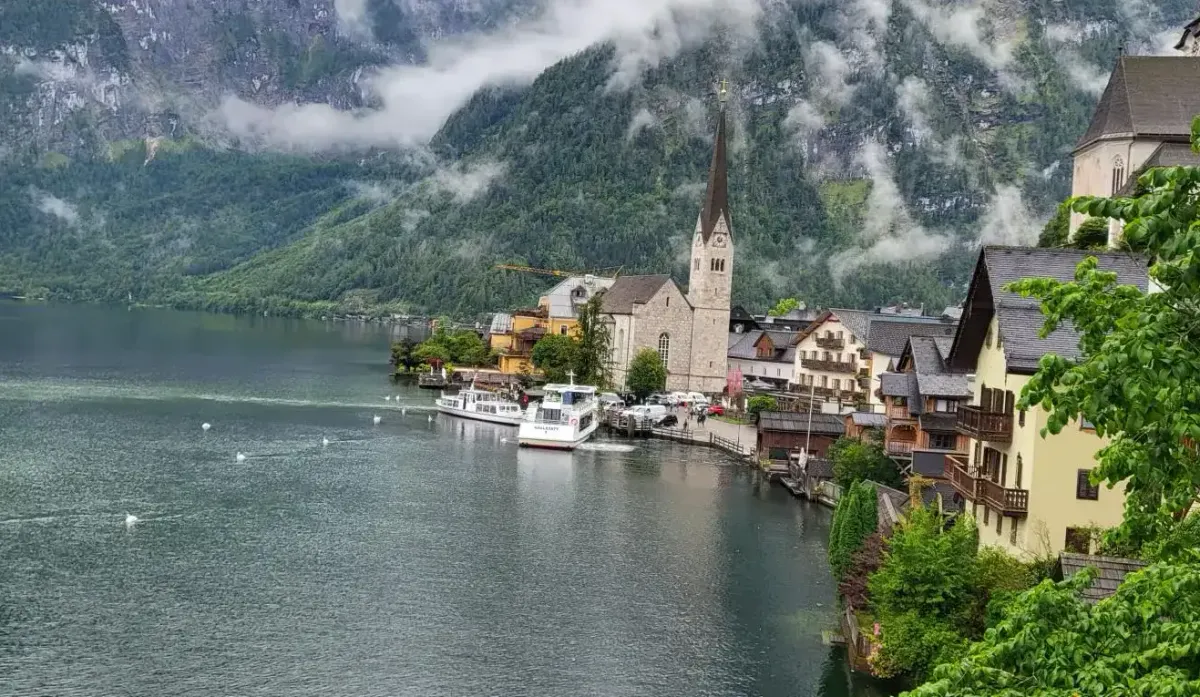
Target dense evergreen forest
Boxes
[0,0,1193,317]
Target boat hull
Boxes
[517,419,598,450]
[435,403,523,426]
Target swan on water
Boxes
[373,415,382,425]
[236,452,246,462]
[385,395,392,401]
[125,513,139,529]
[202,422,211,432]
[427,415,433,423]
[322,437,330,447]
[401,408,407,415]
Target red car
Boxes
[706,404,724,416]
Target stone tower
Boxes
[687,82,734,393]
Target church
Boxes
[602,90,733,395]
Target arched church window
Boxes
[1111,156,1125,195]
[658,333,670,365]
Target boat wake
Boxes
[576,443,637,453]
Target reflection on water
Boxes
[0,302,898,697]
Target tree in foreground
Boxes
[828,480,878,580]
[531,334,577,383]
[905,556,1200,697]
[626,348,666,400]
[829,437,902,490]
[574,295,612,387]
[1007,119,1200,553]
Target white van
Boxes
[597,393,626,410]
[686,392,708,406]
[623,405,667,422]
[669,391,691,406]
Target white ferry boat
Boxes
[517,377,598,450]
[435,383,524,426]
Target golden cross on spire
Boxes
[718,79,729,105]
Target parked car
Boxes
[597,393,625,410]
[669,391,690,407]
[623,405,668,423]
[706,404,725,416]
[647,393,670,406]
[686,392,708,406]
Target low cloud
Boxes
[829,141,952,281]
[783,99,825,144]
[427,160,507,202]
[625,107,658,140]
[976,184,1038,246]
[217,0,763,151]
[804,41,855,110]
[1044,23,1110,97]
[334,0,372,38]
[30,189,80,226]
[895,76,932,142]
[900,0,1019,87]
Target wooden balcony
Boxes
[886,440,915,457]
[944,454,1028,517]
[815,335,845,350]
[956,404,1013,442]
[857,375,871,389]
[802,359,857,374]
[887,405,914,420]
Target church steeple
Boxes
[698,80,731,242]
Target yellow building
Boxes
[489,275,615,375]
[943,247,1147,557]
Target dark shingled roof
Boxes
[757,411,846,436]
[869,319,956,356]
[600,275,671,314]
[879,372,911,397]
[950,247,1149,373]
[698,108,731,242]
[1177,14,1200,50]
[911,450,950,477]
[919,412,958,433]
[1076,56,1200,151]
[805,457,835,479]
[909,336,970,398]
[1059,553,1147,603]
[728,330,797,362]
[923,481,963,513]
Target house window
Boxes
[1076,469,1100,500]
[694,259,700,271]
[934,399,957,413]
[996,513,1002,535]
[1111,155,1125,195]
[1065,527,1090,554]
[560,325,568,335]
[666,296,670,307]
[929,433,955,450]
[820,376,828,388]
[850,335,856,344]
[658,333,670,365]
[1018,409,1026,427]
[836,331,843,339]
[823,351,832,361]
[776,368,781,376]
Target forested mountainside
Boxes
[0,0,1193,317]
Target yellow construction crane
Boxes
[493,264,622,278]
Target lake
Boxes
[0,303,895,696]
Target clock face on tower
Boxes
[713,234,727,248]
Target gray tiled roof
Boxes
[1077,56,1200,151]
[832,309,872,343]
[1059,553,1147,603]
[727,331,761,359]
[869,319,956,356]
[600,275,671,314]
[981,247,1148,371]
[851,412,887,428]
[910,336,970,397]
[757,411,846,436]
[924,481,963,513]
[805,457,835,479]
[727,330,796,362]
[879,372,911,397]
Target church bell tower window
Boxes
[658,333,670,365]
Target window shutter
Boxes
[1004,391,1015,414]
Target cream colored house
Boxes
[944,247,1148,556]
[1070,54,1200,245]
[789,310,956,412]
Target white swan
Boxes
[401,407,407,415]
[373,415,382,425]
[201,422,211,432]
[385,395,392,401]
[236,452,246,462]
[427,415,433,423]
[125,513,139,528]
[322,437,330,447]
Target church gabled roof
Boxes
[698,107,730,242]
[599,274,672,314]
[1075,56,1200,151]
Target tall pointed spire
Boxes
[698,79,730,242]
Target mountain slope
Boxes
[0,0,1194,316]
